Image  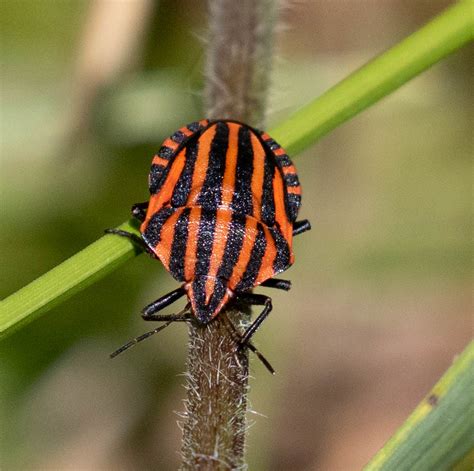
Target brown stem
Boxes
[180,309,250,470]
[205,0,278,126]
[180,1,278,469]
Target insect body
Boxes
[108,119,310,360]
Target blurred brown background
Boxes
[1,1,472,470]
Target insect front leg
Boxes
[104,228,153,255]
[131,201,149,222]
[236,293,273,346]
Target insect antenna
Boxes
[111,306,192,358]
[110,321,174,358]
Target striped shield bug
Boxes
[107,119,311,371]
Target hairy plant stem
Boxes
[180,1,278,469]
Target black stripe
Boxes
[149,163,166,194]
[269,227,291,273]
[286,193,301,222]
[142,207,176,248]
[191,276,207,320]
[235,223,267,292]
[171,136,200,207]
[283,173,300,187]
[262,136,280,151]
[231,125,254,216]
[207,278,227,314]
[171,130,187,144]
[158,146,174,159]
[191,209,218,321]
[216,213,247,280]
[197,122,229,211]
[260,154,276,226]
[275,154,292,167]
[194,209,217,277]
[187,121,202,132]
[168,208,191,281]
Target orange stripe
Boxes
[154,209,182,270]
[179,126,194,137]
[206,123,240,302]
[287,186,301,195]
[220,123,239,207]
[142,148,187,230]
[255,225,277,285]
[186,125,217,205]
[274,147,286,156]
[229,217,259,290]
[184,207,202,282]
[273,171,287,227]
[281,164,297,175]
[250,133,265,220]
[152,155,170,167]
[204,124,239,300]
[273,170,293,240]
[161,138,179,151]
[205,210,232,303]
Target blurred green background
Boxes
[1,1,471,470]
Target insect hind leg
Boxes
[222,313,275,375]
[141,287,187,321]
[236,293,273,346]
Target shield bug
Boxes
[107,119,311,370]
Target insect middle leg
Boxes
[236,293,273,346]
[261,278,291,291]
[293,219,311,236]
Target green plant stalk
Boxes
[0,220,140,338]
[364,341,474,470]
[271,0,474,156]
[1,0,472,339]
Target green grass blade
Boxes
[0,221,141,339]
[364,341,474,471]
[271,0,474,155]
[1,0,472,339]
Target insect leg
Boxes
[110,303,191,358]
[141,287,187,320]
[261,278,291,291]
[293,219,311,236]
[236,293,272,346]
[104,228,153,254]
[131,202,149,222]
[222,314,275,375]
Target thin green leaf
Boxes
[1,0,472,338]
[0,220,141,339]
[364,341,474,471]
[271,0,474,155]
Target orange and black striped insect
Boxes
[107,119,310,371]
